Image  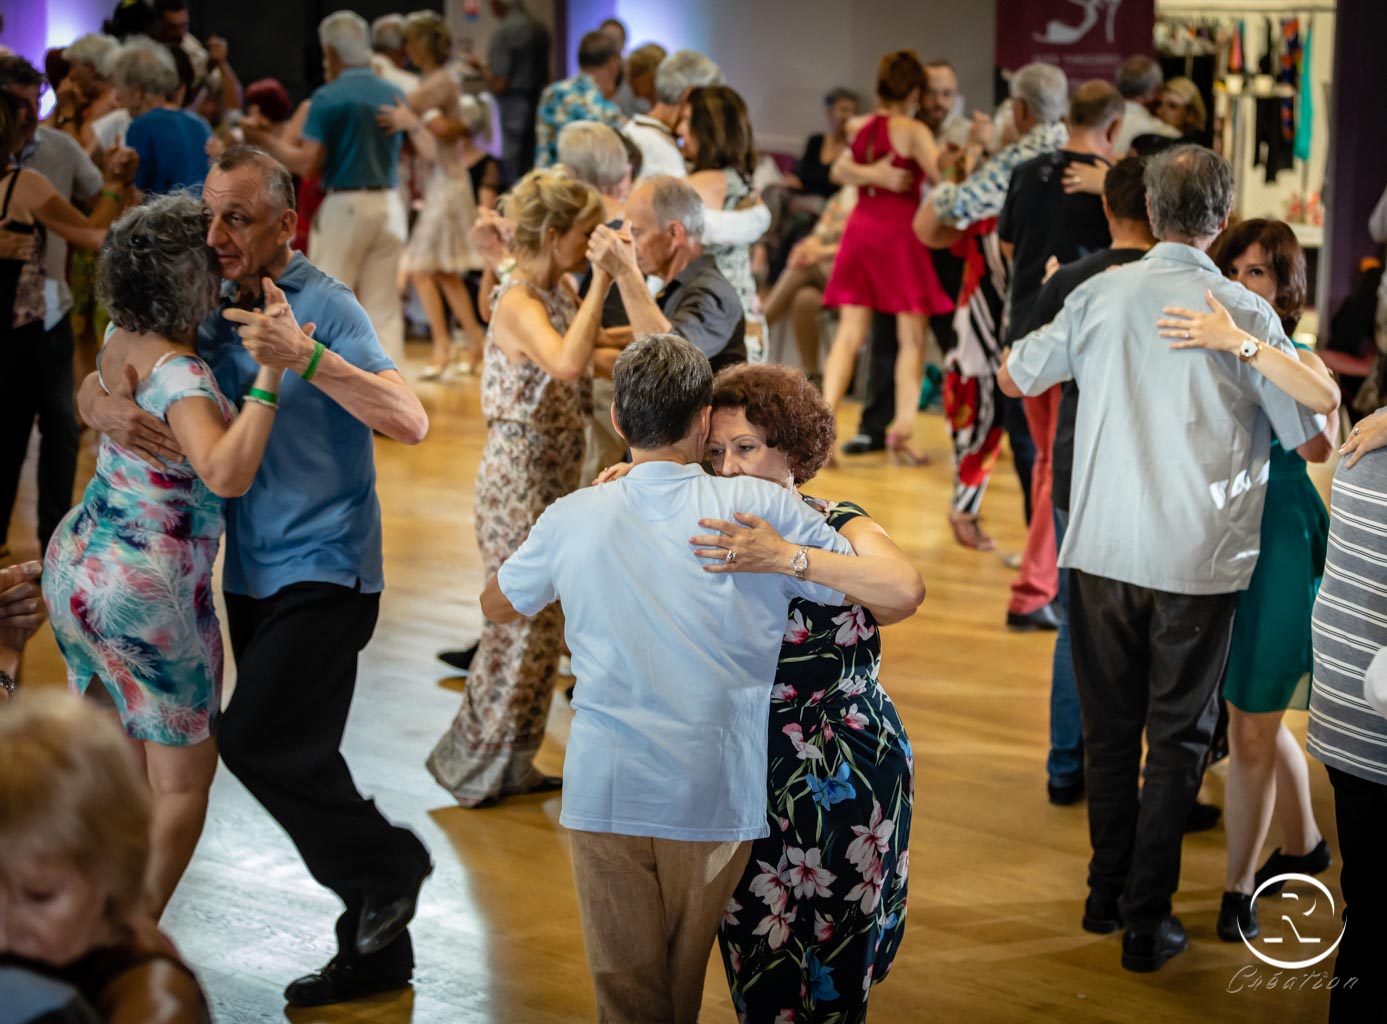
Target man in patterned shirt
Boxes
[534,30,624,169]
[911,62,1068,570]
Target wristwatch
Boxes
[1238,337,1260,363]
[791,546,809,581]
[0,670,15,697]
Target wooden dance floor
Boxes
[15,350,1339,1022]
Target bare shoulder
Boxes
[686,169,726,206]
[843,113,874,141]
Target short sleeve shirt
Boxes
[997,150,1111,341]
[534,73,626,168]
[623,116,686,181]
[302,68,405,191]
[196,253,396,598]
[656,254,747,371]
[1021,247,1149,512]
[1006,242,1325,594]
[18,127,102,327]
[127,108,213,195]
[497,460,856,841]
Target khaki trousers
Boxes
[309,190,407,363]
[568,830,752,1024]
[581,378,627,486]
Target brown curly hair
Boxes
[711,364,836,484]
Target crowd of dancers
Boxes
[1,2,1386,1022]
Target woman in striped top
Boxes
[1308,417,1387,1019]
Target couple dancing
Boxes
[44,146,435,1007]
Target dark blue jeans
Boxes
[1048,505,1083,788]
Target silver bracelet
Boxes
[244,396,278,410]
[0,670,16,696]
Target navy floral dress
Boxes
[718,498,914,1024]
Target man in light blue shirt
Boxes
[81,147,432,1009]
[1000,145,1328,974]
[482,334,855,1022]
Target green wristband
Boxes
[301,341,325,382]
[101,188,122,202]
[247,387,278,407]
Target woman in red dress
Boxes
[821,51,952,458]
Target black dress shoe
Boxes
[1006,601,1061,631]
[1082,892,1122,934]
[438,643,479,674]
[284,957,412,1007]
[1048,779,1085,806]
[840,433,885,455]
[357,858,434,956]
[1184,801,1222,833]
[1254,838,1332,895]
[1217,891,1259,942]
[1121,916,1188,973]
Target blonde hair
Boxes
[1164,77,1207,133]
[501,168,604,257]
[0,690,150,925]
[404,10,451,67]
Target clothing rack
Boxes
[1158,3,1336,14]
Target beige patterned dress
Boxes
[427,278,591,805]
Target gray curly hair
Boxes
[98,194,222,338]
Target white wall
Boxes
[611,0,997,154]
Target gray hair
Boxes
[1011,62,1068,125]
[370,14,406,54]
[644,175,704,244]
[108,40,179,99]
[98,193,221,337]
[215,145,296,213]
[558,121,628,193]
[319,10,373,67]
[654,50,722,107]
[1144,145,1234,241]
[612,334,713,450]
[459,94,493,143]
[1116,55,1163,101]
[63,33,119,71]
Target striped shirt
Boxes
[1308,449,1387,784]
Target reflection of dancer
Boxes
[1034,0,1121,46]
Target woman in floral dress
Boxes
[43,195,283,917]
[703,363,921,1023]
[427,168,613,807]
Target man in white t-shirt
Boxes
[622,49,720,182]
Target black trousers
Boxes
[0,314,80,553]
[1327,766,1387,1023]
[219,582,429,970]
[1068,571,1236,929]
[856,248,965,442]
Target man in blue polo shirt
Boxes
[243,10,406,361]
[482,334,857,1022]
[80,147,431,1008]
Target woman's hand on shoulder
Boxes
[1158,290,1246,353]
[591,461,634,486]
[1341,408,1387,468]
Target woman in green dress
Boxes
[1157,219,1339,943]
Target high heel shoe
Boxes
[886,428,929,467]
[419,363,452,381]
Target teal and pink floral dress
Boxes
[44,352,236,746]
[718,498,913,1023]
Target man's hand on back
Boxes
[86,364,184,467]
